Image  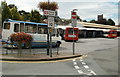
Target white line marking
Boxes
[87,73,93,75]
[81,62,86,65]
[77,70,83,74]
[74,65,80,69]
[83,65,89,69]
[88,69,97,75]
[73,59,76,62]
[73,62,77,65]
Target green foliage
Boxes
[106,18,115,26]
[1,1,43,23]
[83,20,87,22]
[10,7,20,20]
[76,15,82,21]
[89,19,97,23]
[2,1,12,22]
[30,10,42,22]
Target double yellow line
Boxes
[0,55,87,64]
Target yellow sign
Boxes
[49,28,53,32]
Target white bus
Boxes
[2,19,61,48]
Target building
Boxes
[97,14,107,24]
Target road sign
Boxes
[43,10,49,16]
[71,12,77,19]
[49,10,56,16]
[71,11,77,27]
[48,17,54,28]
[44,10,56,16]
[71,19,77,27]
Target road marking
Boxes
[87,73,93,75]
[0,56,85,63]
[81,62,86,65]
[77,70,83,74]
[0,55,87,64]
[72,57,96,75]
[79,58,97,75]
[83,65,89,69]
[74,65,80,69]
[88,69,97,75]
[73,62,77,65]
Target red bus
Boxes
[103,30,118,38]
[64,27,79,41]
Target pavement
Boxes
[0,48,82,61]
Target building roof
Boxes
[78,22,120,29]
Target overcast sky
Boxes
[1,0,119,25]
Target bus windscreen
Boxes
[68,29,77,34]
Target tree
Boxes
[10,6,20,20]
[38,1,58,11]
[106,18,115,26]
[29,10,42,22]
[89,19,97,23]
[83,20,87,22]
[2,1,12,22]
[19,10,31,21]
[76,15,82,21]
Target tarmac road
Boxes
[1,38,119,76]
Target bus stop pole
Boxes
[73,27,75,55]
[47,28,49,55]
[50,28,52,57]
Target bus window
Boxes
[25,24,37,33]
[68,29,77,34]
[38,27,44,34]
[111,31,117,34]
[20,23,24,32]
[4,23,10,30]
[14,24,19,32]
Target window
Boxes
[14,24,19,32]
[38,27,46,34]
[68,29,77,34]
[20,23,24,32]
[25,24,37,33]
[111,31,117,34]
[4,23,10,30]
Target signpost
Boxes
[44,10,56,57]
[71,9,77,55]
[48,17,54,28]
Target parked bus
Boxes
[56,26,104,39]
[117,30,120,36]
[64,27,79,41]
[2,19,61,48]
[103,29,118,38]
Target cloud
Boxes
[4,0,118,25]
[58,2,118,24]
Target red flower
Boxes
[10,32,33,44]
